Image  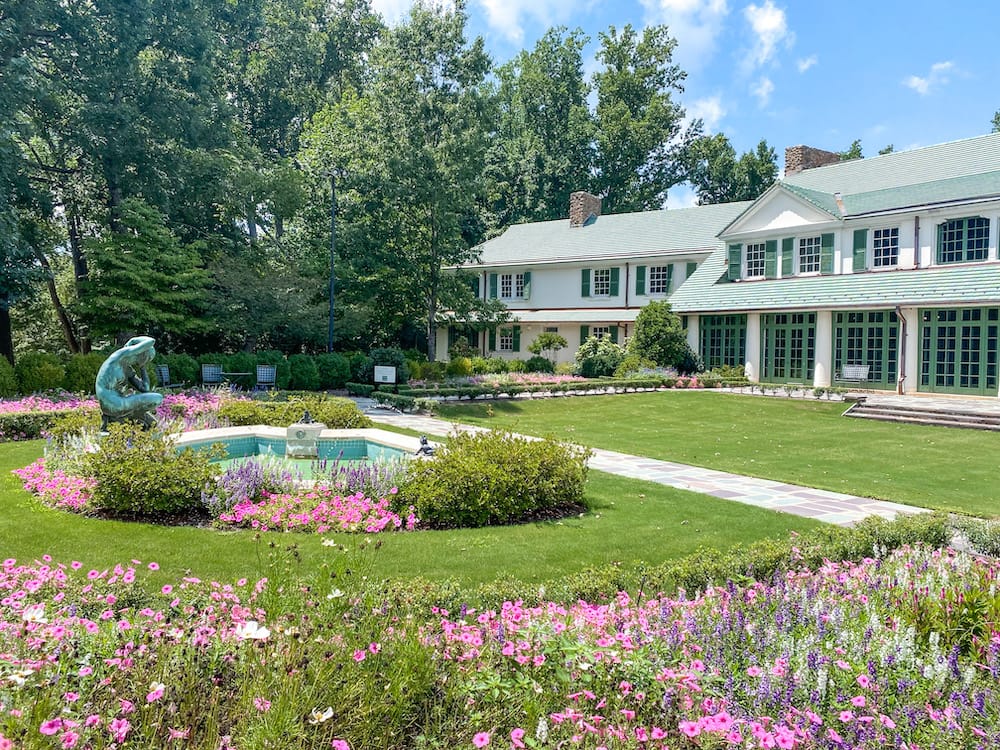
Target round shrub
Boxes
[402,430,590,528]
[575,336,625,378]
[524,356,554,374]
[483,356,507,374]
[15,352,65,394]
[364,347,410,384]
[217,396,372,429]
[314,352,350,389]
[83,424,218,518]
[0,356,16,397]
[407,359,424,381]
[507,359,526,373]
[62,353,105,394]
[348,351,372,383]
[420,361,446,382]
[223,352,258,390]
[156,353,199,386]
[446,356,472,378]
[288,353,320,391]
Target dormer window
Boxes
[937,217,989,264]
[745,243,766,278]
[798,236,821,274]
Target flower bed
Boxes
[217,487,417,533]
[1,545,998,749]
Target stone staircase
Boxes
[844,396,1000,431]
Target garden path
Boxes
[357,402,927,527]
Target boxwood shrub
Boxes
[0,357,16,397]
[314,352,351,389]
[83,424,220,518]
[15,352,65,394]
[217,396,371,428]
[402,430,591,528]
[0,409,96,442]
[288,353,320,391]
[62,353,106,394]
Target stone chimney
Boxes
[784,145,841,176]
[569,191,602,227]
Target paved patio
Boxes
[358,402,927,527]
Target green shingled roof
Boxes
[465,201,752,268]
[671,253,1000,314]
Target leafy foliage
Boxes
[0,356,16,397]
[217,396,371,428]
[627,300,689,369]
[288,353,320,391]
[14,351,65,393]
[574,335,625,377]
[403,430,590,528]
[687,134,777,204]
[314,352,351,389]
[84,424,219,518]
[62,352,105,394]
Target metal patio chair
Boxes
[254,364,277,391]
[155,364,184,389]
[201,363,223,386]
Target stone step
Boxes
[852,405,1000,424]
[848,410,1000,431]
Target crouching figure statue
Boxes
[95,336,164,430]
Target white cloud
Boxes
[796,54,816,73]
[743,0,792,69]
[371,0,457,25]
[473,0,583,44]
[751,76,774,106]
[903,61,955,95]
[687,95,727,132]
[667,183,700,209]
[639,0,730,69]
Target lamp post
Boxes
[327,171,337,353]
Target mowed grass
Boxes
[0,440,818,587]
[436,391,1000,517]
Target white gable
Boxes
[723,188,839,238]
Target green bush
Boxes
[613,353,656,378]
[524,355,555,373]
[61,353,105,394]
[402,430,591,528]
[254,350,291,389]
[347,351,372,383]
[482,356,507,374]
[15,352,66,394]
[314,353,350,389]
[406,360,423,381]
[0,357,17,397]
[47,409,103,443]
[420,361,446,381]
[217,396,372,428]
[575,336,625,378]
[0,409,92,442]
[365,347,411,384]
[84,424,219,518]
[469,356,490,375]
[288,354,320,391]
[446,357,472,377]
[507,358,526,373]
[224,352,258,390]
[346,382,375,397]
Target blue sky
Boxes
[372,0,1000,206]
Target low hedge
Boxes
[216,397,371,429]
[346,382,375,397]
[0,408,100,442]
[401,430,591,529]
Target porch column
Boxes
[686,315,699,354]
[814,310,833,387]
[900,307,920,395]
[745,313,761,382]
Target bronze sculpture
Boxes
[95,336,164,430]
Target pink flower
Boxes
[851,695,866,707]
[108,717,131,743]
[40,719,63,735]
[747,665,762,677]
[169,728,191,740]
[147,681,166,702]
[254,697,272,712]
[857,674,872,689]
[331,741,351,750]
[472,731,491,747]
[838,710,854,723]
[679,720,701,738]
[352,649,366,662]
[879,714,896,729]
[61,731,80,748]
[368,642,381,654]
[510,728,526,748]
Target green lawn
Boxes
[436,391,1000,517]
[0,439,817,587]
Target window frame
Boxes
[648,265,671,295]
[745,242,767,279]
[871,226,900,269]
[797,236,822,275]
[936,217,990,265]
[592,268,611,296]
[591,325,611,340]
[498,327,515,351]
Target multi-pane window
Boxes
[872,228,899,268]
[798,236,821,274]
[700,315,747,369]
[499,273,525,299]
[938,217,989,264]
[648,265,671,294]
[591,326,610,340]
[498,328,514,351]
[745,243,766,278]
[592,268,611,295]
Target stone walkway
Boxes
[358,402,926,527]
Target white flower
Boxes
[308,706,334,724]
[21,603,47,624]
[327,589,344,600]
[234,620,270,640]
[7,668,34,686]
[321,538,338,547]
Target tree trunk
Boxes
[65,201,91,352]
[0,301,14,366]
[33,248,81,354]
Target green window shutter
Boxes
[727,245,742,281]
[488,328,496,350]
[522,271,531,300]
[489,273,498,299]
[852,229,868,272]
[609,267,620,296]
[610,326,619,344]
[579,325,589,345]
[936,223,944,263]
[635,266,646,295]
[512,325,521,352]
[820,233,835,274]
[781,238,794,276]
[581,269,590,297]
[666,264,674,293]
[764,240,778,278]
[686,261,698,278]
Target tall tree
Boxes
[992,110,1000,133]
[486,27,594,227]
[687,135,777,205]
[592,24,695,212]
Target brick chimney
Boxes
[569,191,602,227]
[784,145,841,176]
